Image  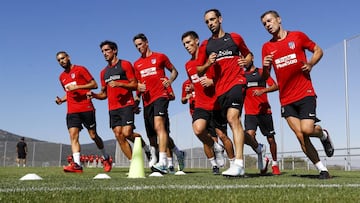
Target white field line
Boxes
[1,184,360,193]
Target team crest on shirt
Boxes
[71,73,75,79]
[151,58,156,64]
[288,41,295,50]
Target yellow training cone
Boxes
[128,137,145,178]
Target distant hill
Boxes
[0,129,117,165]
[0,129,42,142]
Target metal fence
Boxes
[0,141,64,167]
[114,144,360,171]
[2,139,359,172]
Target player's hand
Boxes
[161,78,171,88]
[133,101,141,114]
[133,106,141,114]
[301,61,312,73]
[207,52,217,65]
[252,89,264,96]
[185,84,191,93]
[86,91,93,99]
[55,96,62,105]
[263,50,277,68]
[138,82,146,92]
[108,81,118,88]
[238,55,247,68]
[200,76,212,87]
[263,54,274,68]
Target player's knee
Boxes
[193,126,205,136]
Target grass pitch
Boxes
[0,167,359,203]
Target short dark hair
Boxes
[100,40,118,50]
[133,33,148,42]
[56,51,68,57]
[261,10,280,20]
[99,40,118,56]
[181,31,199,41]
[204,8,222,17]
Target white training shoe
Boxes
[222,164,245,177]
[257,143,266,170]
[151,162,168,174]
[144,145,152,161]
[321,129,334,157]
[214,142,225,167]
[148,147,157,168]
[176,151,186,171]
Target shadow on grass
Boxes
[291,174,337,179]
[220,172,286,179]
[245,171,285,178]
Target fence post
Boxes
[3,141,7,167]
[32,142,36,167]
[59,143,62,167]
[190,147,193,168]
[344,157,347,171]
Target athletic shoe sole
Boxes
[151,164,168,174]
[260,157,270,175]
[321,129,334,157]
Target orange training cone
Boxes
[128,137,145,178]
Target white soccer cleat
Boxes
[177,151,186,171]
[222,164,245,177]
[148,147,157,168]
[151,162,168,174]
[257,143,266,170]
[214,143,225,167]
[321,129,334,157]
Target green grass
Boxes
[0,167,359,203]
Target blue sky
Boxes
[1,1,360,156]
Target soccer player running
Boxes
[197,9,252,177]
[133,33,184,174]
[89,40,151,163]
[183,31,237,174]
[55,51,112,173]
[244,52,280,175]
[261,10,334,179]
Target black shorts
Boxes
[18,153,26,159]
[244,114,275,137]
[144,97,169,117]
[281,96,320,122]
[109,106,135,128]
[217,85,244,118]
[66,111,96,130]
[144,98,170,138]
[192,108,216,137]
[212,109,227,132]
